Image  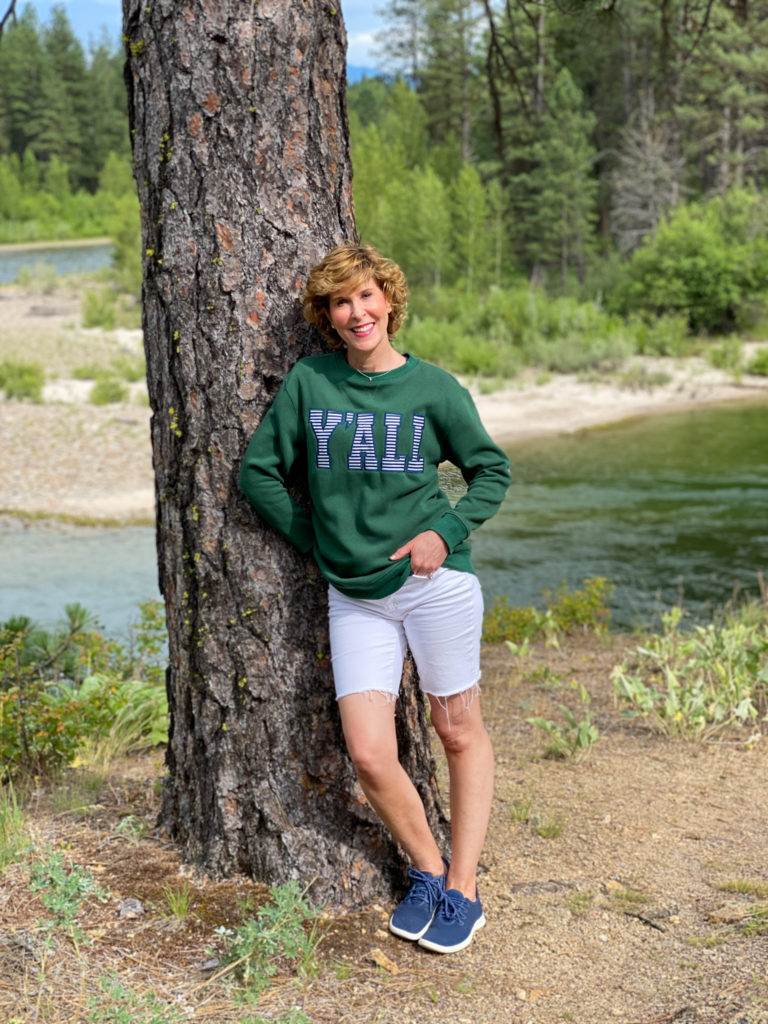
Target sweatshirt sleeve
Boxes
[238,378,315,554]
[428,384,511,552]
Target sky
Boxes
[25,0,386,69]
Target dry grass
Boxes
[1,636,767,1023]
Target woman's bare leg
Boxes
[428,687,494,899]
[338,692,444,875]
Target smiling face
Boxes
[327,276,393,360]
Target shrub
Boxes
[218,881,320,1003]
[707,338,743,373]
[747,347,768,375]
[90,377,128,405]
[482,577,613,644]
[543,577,613,634]
[0,604,167,777]
[611,605,768,738]
[612,187,768,333]
[0,360,44,402]
[72,363,109,381]
[111,354,146,382]
[82,287,117,329]
[527,683,600,760]
[13,259,60,294]
[0,783,27,872]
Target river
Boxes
[2,398,766,636]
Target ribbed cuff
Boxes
[430,510,469,553]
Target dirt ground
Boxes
[2,635,766,1024]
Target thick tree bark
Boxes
[122,0,447,907]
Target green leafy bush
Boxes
[87,975,183,1024]
[707,338,743,373]
[29,851,108,937]
[483,577,613,644]
[0,603,167,777]
[612,187,768,333]
[747,348,768,375]
[527,683,600,760]
[0,360,44,402]
[90,377,128,405]
[83,288,117,329]
[218,881,320,1003]
[611,605,768,738]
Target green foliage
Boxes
[75,677,168,769]
[111,354,146,383]
[0,360,44,402]
[707,338,743,374]
[12,258,61,293]
[90,377,129,405]
[29,850,108,936]
[482,599,542,645]
[527,683,600,760]
[747,348,768,376]
[483,577,613,644]
[543,577,614,634]
[83,288,117,329]
[0,782,28,871]
[87,974,183,1024]
[0,603,167,777]
[218,881,320,1004]
[611,605,768,738]
[613,188,768,333]
[162,880,193,920]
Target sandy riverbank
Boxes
[1,285,767,524]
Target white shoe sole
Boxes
[388,914,434,941]
[417,913,486,953]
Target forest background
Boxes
[4,0,768,380]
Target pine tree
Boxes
[83,31,130,190]
[509,68,597,285]
[43,5,88,185]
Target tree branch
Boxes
[0,0,18,39]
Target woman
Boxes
[239,243,510,954]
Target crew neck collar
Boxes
[336,350,419,384]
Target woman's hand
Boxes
[389,530,449,576]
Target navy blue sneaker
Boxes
[417,886,486,953]
[388,864,446,941]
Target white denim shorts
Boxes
[327,567,483,702]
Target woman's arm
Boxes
[429,384,511,552]
[239,381,315,553]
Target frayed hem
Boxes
[425,679,481,731]
[336,689,399,706]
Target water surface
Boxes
[1,399,766,635]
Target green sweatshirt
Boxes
[239,351,510,599]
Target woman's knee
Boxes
[429,687,487,754]
[338,692,399,782]
[345,738,399,782]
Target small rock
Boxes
[516,989,528,1001]
[598,933,609,942]
[707,904,749,925]
[198,957,221,972]
[604,880,624,893]
[117,897,145,919]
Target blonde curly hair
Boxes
[302,243,408,349]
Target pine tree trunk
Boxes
[122,0,447,908]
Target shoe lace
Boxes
[435,888,468,924]
[403,867,444,907]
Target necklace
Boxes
[350,355,407,382]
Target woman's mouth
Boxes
[350,323,375,338]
